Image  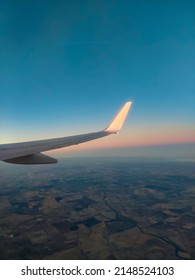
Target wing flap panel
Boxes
[3,153,57,164]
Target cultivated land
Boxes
[0,158,194,259]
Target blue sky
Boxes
[0,0,194,158]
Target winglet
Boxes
[104,101,132,133]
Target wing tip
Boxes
[104,101,132,133]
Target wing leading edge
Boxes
[0,101,132,164]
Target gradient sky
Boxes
[0,0,194,158]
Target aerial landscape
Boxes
[0,158,194,260]
[0,0,194,264]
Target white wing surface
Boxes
[0,101,132,164]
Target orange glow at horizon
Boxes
[47,124,195,156]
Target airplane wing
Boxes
[0,101,132,164]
